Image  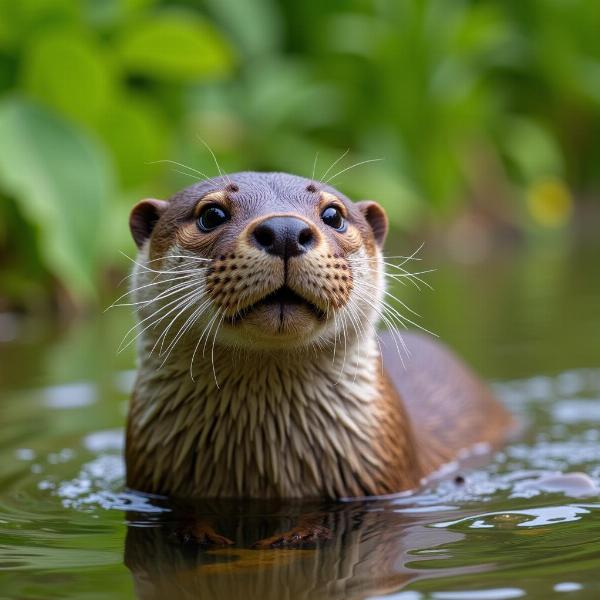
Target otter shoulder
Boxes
[380,330,515,468]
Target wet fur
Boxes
[124,171,513,499]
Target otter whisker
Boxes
[311,151,319,181]
[353,265,429,291]
[209,312,226,389]
[330,306,341,365]
[348,287,411,366]
[116,252,210,284]
[347,298,374,342]
[157,296,210,369]
[202,306,224,358]
[369,304,409,366]
[127,273,201,305]
[340,293,373,370]
[153,298,197,357]
[342,302,368,382]
[334,308,350,384]
[118,285,201,353]
[108,273,197,309]
[191,307,221,367]
[149,161,221,187]
[378,313,409,368]
[141,265,211,276]
[154,291,211,357]
[119,251,211,276]
[359,279,424,320]
[386,273,422,292]
[320,148,349,183]
[113,276,201,306]
[196,136,232,187]
[361,243,426,266]
[378,293,430,335]
[362,255,422,262]
[118,279,200,346]
[157,297,209,368]
[128,261,210,278]
[119,292,200,357]
[344,309,359,381]
[324,301,336,363]
[385,270,435,281]
[147,159,210,180]
[380,265,434,277]
[158,296,213,362]
[170,168,204,180]
[381,326,408,369]
[379,305,412,354]
[325,158,383,185]
[356,261,434,291]
[384,272,433,292]
[158,298,214,370]
[144,254,212,264]
[381,265,435,280]
[190,308,222,382]
[117,261,211,287]
[385,242,425,267]
[350,300,386,376]
[368,285,436,338]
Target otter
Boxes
[124,171,513,507]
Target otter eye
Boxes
[321,206,346,231]
[197,205,230,232]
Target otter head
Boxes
[128,172,387,353]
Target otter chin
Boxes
[226,285,326,343]
[124,171,515,503]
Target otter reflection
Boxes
[124,499,464,600]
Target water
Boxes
[1,240,599,599]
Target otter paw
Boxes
[170,522,234,547]
[251,525,332,549]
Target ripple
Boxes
[432,589,525,600]
[5,367,600,599]
[433,504,600,529]
[42,382,97,409]
[553,399,600,423]
[83,429,124,453]
[554,582,583,593]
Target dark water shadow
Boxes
[123,498,470,600]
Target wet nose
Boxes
[252,216,315,258]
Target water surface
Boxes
[1,240,599,599]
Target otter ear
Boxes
[356,201,388,248]
[129,199,168,249]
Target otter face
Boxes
[129,172,387,353]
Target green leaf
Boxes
[0,0,81,50]
[118,13,234,81]
[96,94,166,189]
[22,30,114,126]
[502,118,564,182]
[204,0,282,58]
[0,98,114,300]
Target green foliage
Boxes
[0,98,113,298]
[23,30,114,126]
[118,13,234,81]
[0,0,599,306]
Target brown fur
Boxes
[125,171,514,500]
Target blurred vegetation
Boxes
[0,0,599,309]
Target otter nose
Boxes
[252,216,315,258]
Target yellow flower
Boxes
[526,178,573,227]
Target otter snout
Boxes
[251,216,317,258]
